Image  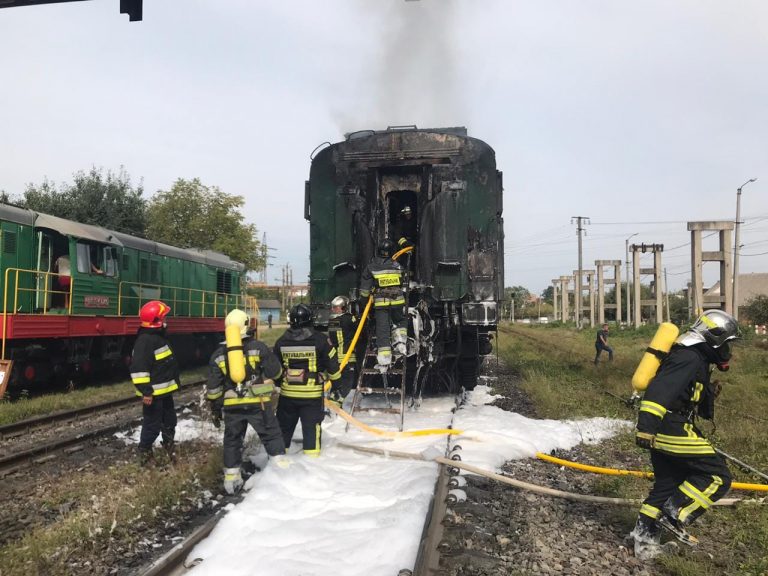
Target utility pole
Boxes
[625,233,638,327]
[664,268,671,322]
[572,216,589,329]
[733,178,757,320]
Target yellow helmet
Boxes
[225,309,250,338]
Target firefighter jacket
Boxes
[637,345,718,457]
[206,338,283,409]
[130,328,180,398]
[360,256,405,307]
[329,312,358,364]
[274,327,341,399]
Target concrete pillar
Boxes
[559,276,570,322]
[687,221,735,315]
[573,269,595,328]
[632,243,664,326]
[588,272,595,327]
[551,279,560,321]
[632,246,641,327]
[595,259,622,324]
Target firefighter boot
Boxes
[376,347,392,371]
[162,440,177,464]
[392,327,407,357]
[629,515,668,560]
[223,467,244,495]
[660,495,699,546]
[137,448,155,468]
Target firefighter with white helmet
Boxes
[206,309,286,494]
[630,309,740,559]
[130,300,180,466]
[328,295,358,402]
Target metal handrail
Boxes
[0,266,250,360]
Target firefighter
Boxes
[630,309,740,559]
[360,238,407,367]
[206,309,287,495]
[328,295,358,403]
[130,300,180,466]
[274,303,341,456]
[395,205,416,250]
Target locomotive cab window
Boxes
[76,242,117,277]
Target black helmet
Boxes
[289,303,313,328]
[378,238,395,258]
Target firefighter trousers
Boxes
[277,396,324,456]
[223,406,285,468]
[374,306,406,353]
[139,395,176,452]
[640,449,731,525]
[332,364,357,400]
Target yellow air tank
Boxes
[225,324,246,385]
[631,322,680,392]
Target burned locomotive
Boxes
[305,126,504,391]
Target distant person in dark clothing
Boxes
[594,323,613,365]
[267,313,273,329]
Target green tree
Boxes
[20,167,147,236]
[743,294,768,325]
[541,285,554,304]
[146,178,264,272]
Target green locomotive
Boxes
[305,126,504,391]
[0,202,252,390]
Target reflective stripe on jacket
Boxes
[637,345,717,457]
[130,328,180,397]
[206,338,282,408]
[274,327,341,399]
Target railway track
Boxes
[0,380,204,477]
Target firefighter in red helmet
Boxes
[130,300,181,465]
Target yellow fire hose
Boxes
[536,452,768,493]
[391,245,414,261]
[322,269,460,438]
[337,442,746,507]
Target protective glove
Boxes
[635,431,656,450]
[142,395,153,406]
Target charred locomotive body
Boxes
[305,127,504,392]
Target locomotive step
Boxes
[361,368,404,375]
[356,386,404,394]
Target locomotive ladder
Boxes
[345,245,413,432]
[347,338,407,432]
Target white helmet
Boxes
[225,309,251,338]
[677,309,740,349]
[331,295,349,311]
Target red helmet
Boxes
[140,300,171,328]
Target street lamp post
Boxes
[733,178,757,320]
[625,233,638,327]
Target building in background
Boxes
[256,299,282,324]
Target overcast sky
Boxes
[1,0,766,295]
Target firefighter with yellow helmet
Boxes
[629,309,740,559]
[206,309,286,494]
[130,300,180,466]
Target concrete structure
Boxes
[551,278,561,321]
[631,244,663,326]
[573,269,596,328]
[704,273,768,317]
[559,275,571,323]
[595,260,622,324]
[687,221,734,316]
